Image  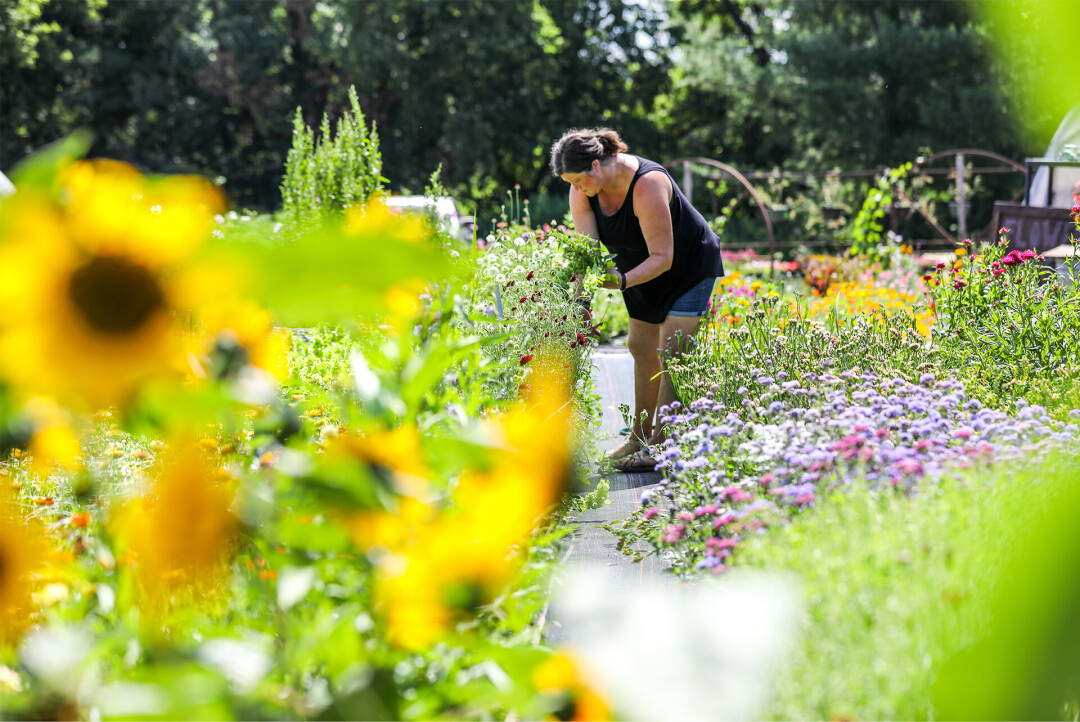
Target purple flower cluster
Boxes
[636,370,1080,577]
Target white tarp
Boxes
[1028,105,1080,207]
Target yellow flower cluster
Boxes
[0,493,49,645]
[801,279,934,335]
[344,355,574,650]
[110,439,239,617]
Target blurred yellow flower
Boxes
[0,494,49,645]
[358,354,574,650]
[329,425,430,482]
[0,161,224,409]
[717,271,742,286]
[186,300,292,382]
[533,650,612,721]
[346,197,427,244]
[111,439,238,610]
[20,397,83,479]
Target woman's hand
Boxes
[601,268,622,290]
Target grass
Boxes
[737,453,1080,720]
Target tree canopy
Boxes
[1,0,1068,214]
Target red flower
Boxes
[519,355,533,365]
[526,271,535,280]
[953,279,967,290]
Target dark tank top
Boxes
[588,156,724,323]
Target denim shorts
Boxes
[668,277,716,317]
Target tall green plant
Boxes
[849,163,911,262]
[280,85,384,224]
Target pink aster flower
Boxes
[661,523,686,544]
[713,514,737,528]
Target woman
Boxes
[550,127,724,472]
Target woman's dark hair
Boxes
[549,128,629,176]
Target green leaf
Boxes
[9,129,93,189]
[204,214,456,327]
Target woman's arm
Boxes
[568,187,621,290]
[568,187,600,241]
[624,171,674,289]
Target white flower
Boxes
[211,229,224,239]
[512,265,525,276]
[150,205,162,215]
[214,214,225,224]
[514,237,526,247]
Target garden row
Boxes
[0,135,614,720]
[611,222,1080,719]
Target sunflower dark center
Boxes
[67,255,166,335]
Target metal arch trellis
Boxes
[664,149,1024,265]
[909,148,1027,244]
[665,157,777,277]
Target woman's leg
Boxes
[608,317,661,458]
[649,313,705,446]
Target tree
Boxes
[663,0,1031,173]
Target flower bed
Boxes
[620,370,1078,576]
[0,144,611,720]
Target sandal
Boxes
[613,449,657,473]
[605,439,644,462]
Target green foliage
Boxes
[280,86,384,226]
[665,1,1034,171]
[740,453,1080,720]
[670,291,930,407]
[929,233,1080,376]
[0,143,606,721]
[589,289,631,343]
[547,229,617,295]
[849,163,911,261]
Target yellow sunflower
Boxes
[0,160,224,409]
[22,397,83,480]
[533,650,612,721]
[357,355,574,649]
[184,299,292,382]
[110,438,238,611]
[0,494,49,645]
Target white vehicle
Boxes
[383,195,474,241]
